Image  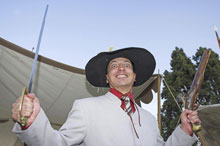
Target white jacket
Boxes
[13,92,196,146]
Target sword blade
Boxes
[28,5,49,93]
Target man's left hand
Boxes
[180,109,201,136]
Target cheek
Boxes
[106,73,113,81]
[131,73,136,80]
[108,68,117,75]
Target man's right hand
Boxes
[12,93,40,129]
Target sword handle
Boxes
[19,87,28,127]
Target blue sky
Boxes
[1,0,220,116]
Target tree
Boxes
[161,47,195,140]
[161,47,220,140]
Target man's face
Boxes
[106,57,136,91]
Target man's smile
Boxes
[116,74,128,78]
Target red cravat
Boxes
[110,88,136,113]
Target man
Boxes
[12,47,200,146]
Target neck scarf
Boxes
[110,88,135,113]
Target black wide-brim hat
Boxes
[85,47,156,87]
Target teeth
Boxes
[117,75,126,78]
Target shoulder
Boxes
[73,92,111,108]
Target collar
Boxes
[109,88,134,102]
[110,88,135,113]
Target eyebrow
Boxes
[109,60,131,64]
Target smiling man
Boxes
[12,47,200,146]
[106,57,136,93]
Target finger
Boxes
[181,109,191,123]
[183,109,192,117]
[15,96,22,103]
[12,109,19,121]
[12,103,16,111]
[23,97,34,107]
[190,111,198,116]
[24,95,34,103]
[185,109,193,115]
[22,102,33,109]
[188,113,201,124]
[32,97,40,117]
[12,109,21,122]
[188,116,196,123]
[27,97,40,126]
[190,115,201,123]
[26,93,35,99]
[12,101,21,114]
[188,111,199,120]
[185,110,194,123]
[21,97,34,117]
[21,110,33,117]
[21,104,33,116]
[12,101,19,116]
[192,118,201,124]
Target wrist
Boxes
[180,124,193,136]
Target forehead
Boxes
[108,57,132,64]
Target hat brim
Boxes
[85,47,156,87]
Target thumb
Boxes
[26,93,35,99]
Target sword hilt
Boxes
[19,87,28,127]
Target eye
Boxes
[111,64,118,68]
[124,63,131,68]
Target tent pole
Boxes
[157,72,162,133]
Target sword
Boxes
[19,5,49,127]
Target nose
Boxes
[118,63,125,71]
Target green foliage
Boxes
[161,47,220,140]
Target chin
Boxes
[115,83,131,87]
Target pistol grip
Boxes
[192,123,202,132]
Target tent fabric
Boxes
[0,37,161,145]
[0,120,23,146]
[198,104,220,146]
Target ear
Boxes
[134,73,136,81]
[106,74,109,83]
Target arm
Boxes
[156,109,199,146]
[12,94,86,146]
[13,108,64,146]
[163,125,197,146]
